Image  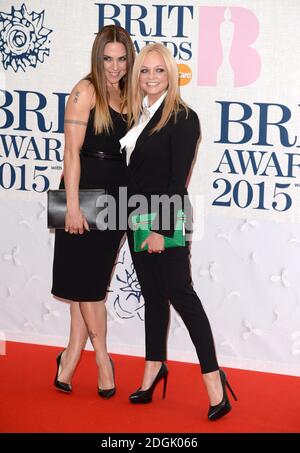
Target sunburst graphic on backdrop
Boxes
[0,3,52,72]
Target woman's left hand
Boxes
[141,232,165,254]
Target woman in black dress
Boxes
[51,25,135,397]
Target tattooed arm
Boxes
[63,80,95,234]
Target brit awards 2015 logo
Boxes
[95,2,194,85]
[95,2,194,61]
[0,5,57,194]
[0,3,52,72]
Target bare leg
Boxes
[79,301,114,390]
[202,371,223,405]
[58,302,88,384]
[140,360,163,390]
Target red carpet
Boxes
[0,341,299,433]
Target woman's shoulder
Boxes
[178,104,198,118]
[69,79,95,105]
[176,105,200,128]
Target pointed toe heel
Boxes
[208,369,237,421]
[98,357,116,399]
[129,362,168,404]
[54,350,72,393]
[98,387,116,399]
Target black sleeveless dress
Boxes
[51,108,127,301]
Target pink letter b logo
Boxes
[197,6,261,87]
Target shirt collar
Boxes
[142,91,167,116]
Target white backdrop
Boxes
[1,0,300,376]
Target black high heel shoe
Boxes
[54,350,72,393]
[129,362,168,404]
[208,369,237,421]
[98,357,116,399]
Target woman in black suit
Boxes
[120,43,237,420]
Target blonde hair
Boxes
[131,43,188,133]
[86,25,135,134]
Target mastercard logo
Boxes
[178,64,192,86]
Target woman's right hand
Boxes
[65,209,90,234]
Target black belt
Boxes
[80,149,123,161]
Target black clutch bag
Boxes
[47,189,108,229]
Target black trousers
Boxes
[128,232,219,374]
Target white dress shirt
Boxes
[120,92,167,165]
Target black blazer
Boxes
[126,103,201,237]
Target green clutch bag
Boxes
[132,209,186,252]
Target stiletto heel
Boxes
[98,356,116,399]
[225,378,237,401]
[129,362,168,404]
[54,350,72,393]
[208,369,237,421]
[162,371,168,399]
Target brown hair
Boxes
[86,25,135,134]
[131,43,188,133]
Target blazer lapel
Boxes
[129,103,164,166]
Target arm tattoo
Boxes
[64,119,88,126]
[74,91,80,103]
